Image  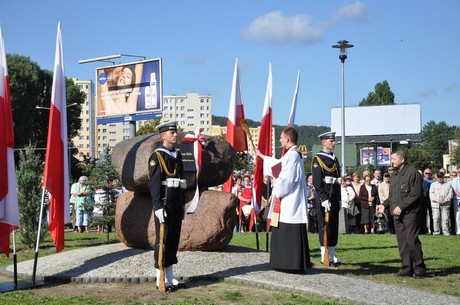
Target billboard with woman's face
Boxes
[96,58,162,118]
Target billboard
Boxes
[96,58,162,118]
[360,146,391,167]
[331,104,421,137]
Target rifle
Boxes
[158,222,166,292]
[323,210,330,267]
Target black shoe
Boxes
[413,273,426,279]
[156,285,177,293]
[395,270,412,277]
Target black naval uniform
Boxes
[312,151,341,247]
[148,144,185,269]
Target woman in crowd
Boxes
[350,172,362,233]
[306,174,317,233]
[341,176,358,233]
[359,174,378,234]
[232,175,243,232]
[237,175,253,232]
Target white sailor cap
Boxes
[318,131,336,140]
[157,121,178,133]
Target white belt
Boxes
[323,177,341,184]
[161,178,187,189]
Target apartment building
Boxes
[161,93,212,133]
[72,85,213,159]
[71,78,96,159]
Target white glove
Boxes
[154,208,166,223]
[321,200,331,212]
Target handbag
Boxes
[347,201,360,216]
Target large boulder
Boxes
[111,132,236,193]
[115,190,238,251]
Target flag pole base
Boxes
[0,279,48,292]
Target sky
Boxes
[1,0,459,128]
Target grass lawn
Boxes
[0,230,458,304]
[230,232,460,296]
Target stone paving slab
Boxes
[3,243,459,305]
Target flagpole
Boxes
[265,179,271,252]
[32,188,46,286]
[251,182,259,250]
[12,229,17,289]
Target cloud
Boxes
[334,1,370,23]
[417,89,437,98]
[181,53,207,65]
[243,10,324,46]
[445,83,460,93]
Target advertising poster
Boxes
[360,147,391,167]
[96,58,162,117]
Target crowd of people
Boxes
[230,159,460,238]
[68,176,124,234]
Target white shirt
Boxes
[341,185,356,208]
[267,146,308,224]
[429,181,453,208]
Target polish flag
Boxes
[43,22,70,252]
[223,58,248,192]
[0,25,20,257]
[251,63,272,230]
[282,71,300,156]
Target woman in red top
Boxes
[237,175,253,232]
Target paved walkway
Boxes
[2,243,459,305]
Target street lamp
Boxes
[332,40,354,176]
[35,103,78,110]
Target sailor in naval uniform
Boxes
[312,131,342,266]
[148,121,186,291]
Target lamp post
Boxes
[332,40,354,176]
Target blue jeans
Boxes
[75,209,89,227]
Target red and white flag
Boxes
[223,58,248,192]
[282,71,300,156]
[183,127,206,213]
[43,22,70,252]
[0,25,20,258]
[252,63,273,222]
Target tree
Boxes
[16,144,47,248]
[421,121,456,170]
[450,143,460,168]
[88,147,120,240]
[7,54,84,152]
[359,80,395,106]
[136,119,161,136]
[234,152,253,174]
[407,147,432,171]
